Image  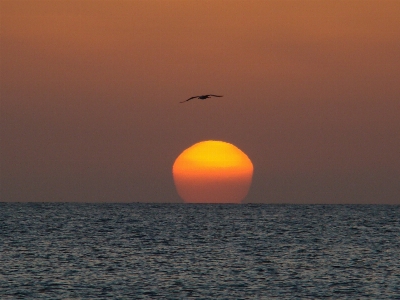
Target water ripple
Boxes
[1,203,399,299]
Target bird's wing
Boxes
[209,95,223,97]
[180,96,198,103]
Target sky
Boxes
[1,0,399,204]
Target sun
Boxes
[172,140,253,203]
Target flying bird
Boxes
[180,94,223,103]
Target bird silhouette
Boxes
[180,94,223,103]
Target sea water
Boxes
[1,203,399,299]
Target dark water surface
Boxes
[1,203,399,299]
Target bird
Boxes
[180,94,223,103]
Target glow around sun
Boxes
[172,140,253,203]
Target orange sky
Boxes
[1,0,399,203]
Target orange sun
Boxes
[172,140,253,203]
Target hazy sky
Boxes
[1,0,399,204]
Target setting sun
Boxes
[173,141,253,203]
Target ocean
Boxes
[1,203,399,299]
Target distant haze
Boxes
[1,1,399,204]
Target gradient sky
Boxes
[1,0,399,204]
